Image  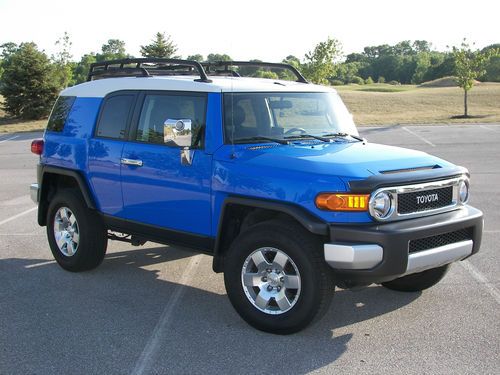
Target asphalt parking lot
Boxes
[0,125,499,375]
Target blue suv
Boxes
[30,59,483,334]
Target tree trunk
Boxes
[464,89,468,117]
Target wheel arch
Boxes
[38,165,97,226]
[212,196,328,273]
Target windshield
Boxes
[223,92,358,143]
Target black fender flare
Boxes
[212,196,328,272]
[37,164,96,225]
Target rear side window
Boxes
[96,95,134,139]
[46,96,76,132]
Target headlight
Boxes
[369,191,393,219]
[459,180,469,203]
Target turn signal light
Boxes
[316,193,369,211]
[31,139,44,155]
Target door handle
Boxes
[121,158,143,167]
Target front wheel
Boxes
[382,264,451,292]
[224,220,334,334]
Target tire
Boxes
[382,264,451,292]
[46,189,108,272]
[224,220,334,334]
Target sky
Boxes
[0,0,498,61]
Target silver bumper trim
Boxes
[324,243,383,270]
[30,183,39,203]
[405,239,473,275]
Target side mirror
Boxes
[163,118,193,148]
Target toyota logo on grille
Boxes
[416,193,439,204]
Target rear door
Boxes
[88,91,138,215]
[119,91,212,236]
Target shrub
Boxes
[330,79,344,86]
[351,76,365,85]
[0,43,60,119]
[365,76,374,84]
[388,80,400,85]
[377,76,386,83]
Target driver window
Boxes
[136,93,206,148]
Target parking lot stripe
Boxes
[402,127,436,147]
[132,254,202,375]
[25,260,56,268]
[0,207,37,227]
[480,125,499,132]
[460,260,500,305]
[0,135,19,144]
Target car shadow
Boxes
[0,245,420,375]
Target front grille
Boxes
[398,186,453,214]
[409,228,473,253]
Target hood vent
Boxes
[380,165,441,174]
[247,144,282,150]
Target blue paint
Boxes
[41,91,455,238]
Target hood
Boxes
[220,141,453,180]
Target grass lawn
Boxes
[336,83,500,125]
[1,83,499,133]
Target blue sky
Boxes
[0,0,498,61]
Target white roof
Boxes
[61,76,336,98]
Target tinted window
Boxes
[46,96,76,132]
[136,94,206,148]
[96,95,134,139]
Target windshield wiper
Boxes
[284,134,332,142]
[234,136,289,145]
[322,132,365,142]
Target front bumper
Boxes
[324,205,483,284]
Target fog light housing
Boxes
[369,191,393,219]
[459,180,469,203]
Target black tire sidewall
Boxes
[46,190,106,271]
[224,222,331,334]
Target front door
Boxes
[119,91,212,236]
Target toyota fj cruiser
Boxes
[30,59,483,334]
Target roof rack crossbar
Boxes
[87,58,212,83]
[203,61,308,83]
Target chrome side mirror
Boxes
[163,118,193,148]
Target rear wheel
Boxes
[382,264,451,292]
[47,189,107,272]
[224,220,334,334]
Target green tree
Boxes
[96,39,129,61]
[451,39,497,117]
[412,52,431,84]
[140,32,177,58]
[186,54,204,62]
[481,44,500,82]
[206,53,232,62]
[72,53,97,84]
[302,37,342,84]
[0,43,59,119]
[52,32,73,88]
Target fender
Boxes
[212,196,328,272]
[37,164,97,225]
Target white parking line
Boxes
[25,260,56,269]
[0,207,37,227]
[480,125,499,132]
[402,127,436,147]
[460,260,500,305]
[0,135,19,144]
[132,254,202,375]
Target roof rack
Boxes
[203,61,309,83]
[87,58,212,83]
